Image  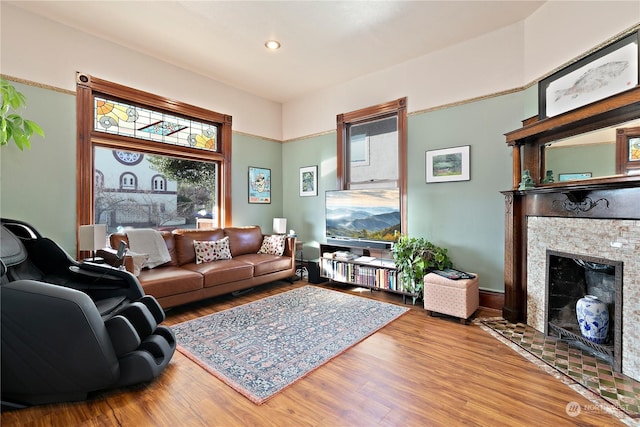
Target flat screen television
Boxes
[325,188,400,246]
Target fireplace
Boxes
[545,250,622,372]
[525,215,639,382]
[502,87,640,383]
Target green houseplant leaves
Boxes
[1,78,45,150]
[392,235,452,295]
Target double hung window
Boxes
[336,98,407,232]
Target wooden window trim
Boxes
[76,73,232,248]
[616,125,640,175]
[336,97,407,234]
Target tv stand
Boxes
[319,242,417,304]
[326,238,392,250]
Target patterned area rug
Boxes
[173,285,409,404]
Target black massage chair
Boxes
[0,219,176,408]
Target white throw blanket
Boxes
[126,229,172,269]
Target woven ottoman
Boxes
[423,272,479,324]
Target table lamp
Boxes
[79,223,107,262]
[272,218,287,235]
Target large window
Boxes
[94,147,217,230]
[337,98,407,232]
[77,73,232,236]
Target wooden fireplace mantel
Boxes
[502,86,640,323]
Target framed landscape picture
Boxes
[426,145,470,183]
[299,165,318,197]
[248,166,271,204]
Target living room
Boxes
[1,1,639,425]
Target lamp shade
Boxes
[272,218,287,234]
[79,224,107,252]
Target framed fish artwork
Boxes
[539,30,639,119]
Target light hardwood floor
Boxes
[1,281,627,426]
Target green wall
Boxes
[231,133,284,231]
[0,82,76,253]
[0,83,286,253]
[1,81,527,292]
[282,132,336,256]
[405,93,523,292]
[281,93,526,292]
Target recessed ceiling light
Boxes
[265,40,281,50]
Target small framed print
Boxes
[248,166,271,204]
[426,145,470,183]
[299,165,318,197]
[558,172,592,182]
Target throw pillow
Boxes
[128,251,149,276]
[194,237,232,264]
[258,234,286,256]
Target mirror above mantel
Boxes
[505,85,640,190]
[543,118,640,183]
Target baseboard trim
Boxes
[479,290,504,311]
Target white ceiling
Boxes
[10,1,545,103]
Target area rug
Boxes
[172,285,409,404]
[477,318,640,422]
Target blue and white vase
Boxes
[576,295,609,344]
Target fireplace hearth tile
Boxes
[478,318,640,420]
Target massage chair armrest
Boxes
[96,248,135,273]
[74,261,144,301]
[104,315,142,356]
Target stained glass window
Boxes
[94,97,217,151]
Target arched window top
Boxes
[120,172,137,190]
[152,175,167,192]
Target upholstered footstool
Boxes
[423,272,479,324]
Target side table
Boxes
[295,241,307,280]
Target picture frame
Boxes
[299,165,318,197]
[539,31,639,119]
[248,166,271,204]
[426,145,470,183]
[558,172,592,182]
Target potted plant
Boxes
[1,78,44,150]
[392,235,452,296]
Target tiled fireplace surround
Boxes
[526,216,640,382]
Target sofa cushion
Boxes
[183,259,254,287]
[173,229,225,266]
[224,226,263,257]
[257,234,286,256]
[138,266,203,299]
[194,237,232,264]
[240,253,293,276]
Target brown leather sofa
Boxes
[99,226,296,309]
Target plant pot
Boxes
[576,295,609,344]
